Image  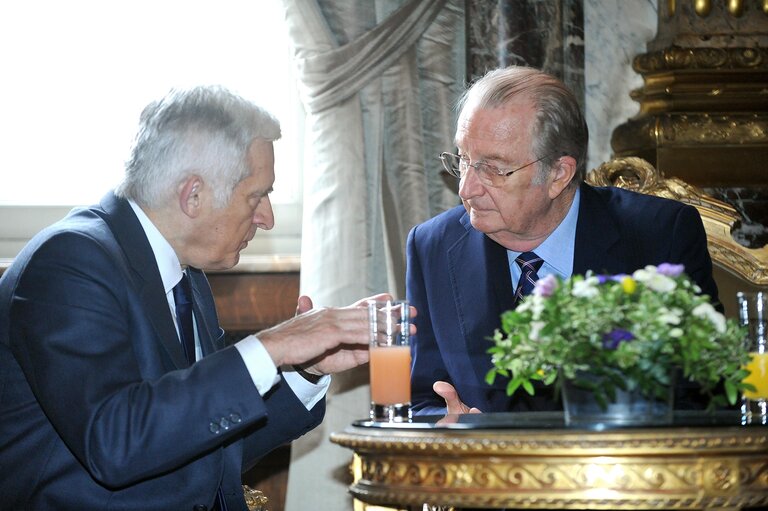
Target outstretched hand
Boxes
[259,293,409,377]
[433,381,482,415]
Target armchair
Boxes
[586,156,768,317]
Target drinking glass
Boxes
[368,299,411,422]
[737,291,768,425]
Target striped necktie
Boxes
[513,251,544,306]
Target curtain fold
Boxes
[279,1,464,509]
[290,0,447,113]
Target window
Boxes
[0,1,303,259]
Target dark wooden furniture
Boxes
[208,268,300,511]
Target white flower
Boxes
[529,320,546,340]
[692,302,727,333]
[572,276,599,298]
[669,327,684,338]
[657,307,682,325]
[633,266,676,293]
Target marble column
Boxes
[466,0,585,111]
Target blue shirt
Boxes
[508,187,580,288]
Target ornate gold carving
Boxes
[634,47,767,72]
[668,0,676,16]
[332,425,768,510]
[587,157,768,286]
[695,0,712,17]
[242,485,269,511]
[729,0,745,16]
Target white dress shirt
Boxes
[508,187,580,286]
[128,200,329,410]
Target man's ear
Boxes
[548,155,577,199]
[178,176,203,218]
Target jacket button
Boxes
[193,505,208,511]
[229,412,242,423]
[209,422,221,435]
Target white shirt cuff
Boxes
[234,334,280,394]
[282,369,330,410]
[233,334,329,410]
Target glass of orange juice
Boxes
[368,299,411,422]
[737,291,768,425]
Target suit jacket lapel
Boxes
[450,213,514,396]
[97,192,189,369]
[573,183,622,275]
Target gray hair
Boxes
[116,86,281,208]
[458,66,588,184]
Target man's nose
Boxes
[458,167,484,199]
[254,196,274,231]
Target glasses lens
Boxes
[473,162,504,186]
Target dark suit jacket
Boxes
[0,193,323,511]
[406,183,719,415]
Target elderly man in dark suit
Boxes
[407,66,719,416]
[0,86,383,510]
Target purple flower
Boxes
[657,263,684,277]
[597,274,627,284]
[533,274,558,297]
[602,329,635,350]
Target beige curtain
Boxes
[279,0,465,509]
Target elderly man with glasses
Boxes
[406,65,720,416]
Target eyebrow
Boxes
[457,149,510,163]
[252,186,273,198]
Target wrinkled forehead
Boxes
[455,100,536,149]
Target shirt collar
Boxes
[509,186,580,278]
[128,200,184,294]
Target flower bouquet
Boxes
[486,264,752,412]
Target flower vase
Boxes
[562,377,674,427]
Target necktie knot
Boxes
[513,251,544,306]
[515,251,544,273]
[172,272,193,307]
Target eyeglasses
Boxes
[439,151,556,186]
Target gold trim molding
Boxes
[331,424,768,510]
[667,0,768,17]
[634,47,767,73]
[614,113,768,146]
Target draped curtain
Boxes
[279,0,465,508]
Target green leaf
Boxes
[521,379,535,396]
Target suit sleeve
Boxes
[406,225,450,416]
[668,205,721,309]
[8,231,317,487]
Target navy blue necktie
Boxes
[513,251,544,306]
[173,273,227,511]
[172,272,196,366]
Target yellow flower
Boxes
[621,276,637,294]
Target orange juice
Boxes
[370,345,411,405]
[743,352,768,399]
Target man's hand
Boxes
[433,381,482,414]
[259,293,397,376]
